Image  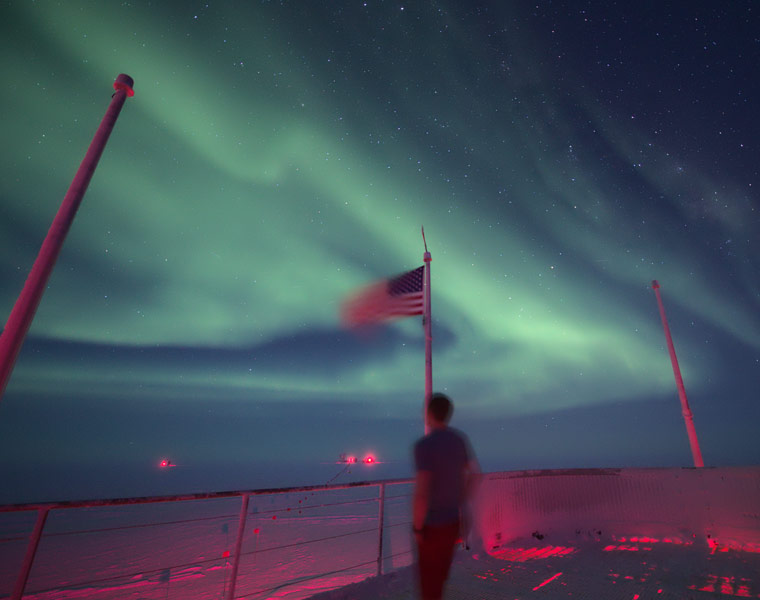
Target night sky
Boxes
[1,1,758,503]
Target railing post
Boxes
[12,506,49,600]
[376,483,386,577]
[226,493,250,600]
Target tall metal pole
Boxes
[422,227,432,435]
[651,280,704,467]
[0,74,134,403]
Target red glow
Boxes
[707,538,760,554]
[347,456,357,464]
[113,80,134,97]
[721,577,734,595]
[222,550,230,558]
[607,536,693,552]
[688,575,756,596]
[626,533,760,555]
[737,584,752,597]
[253,528,260,534]
[709,538,719,555]
[159,460,168,467]
[363,455,375,464]
[493,546,576,562]
[604,544,644,552]
[532,572,562,591]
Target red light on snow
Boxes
[493,546,576,562]
[609,536,693,551]
[532,572,562,591]
[604,545,643,552]
[689,574,754,596]
[706,538,760,554]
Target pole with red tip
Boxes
[0,74,135,403]
[651,280,704,467]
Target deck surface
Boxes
[309,539,760,599]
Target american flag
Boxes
[341,266,425,327]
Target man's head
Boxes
[427,392,453,426]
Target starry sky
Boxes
[1,1,758,503]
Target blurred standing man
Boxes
[413,392,479,600]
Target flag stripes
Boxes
[341,266,424,327]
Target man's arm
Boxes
[413,469,432,531]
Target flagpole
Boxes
[0,74,134,403]
[651,280,704,468]
[422,227,432,435]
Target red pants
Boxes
[416,521,460,600]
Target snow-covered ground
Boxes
[308,537,760,600]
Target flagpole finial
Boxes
[421,226,430,262]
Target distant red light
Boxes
[347,456,357,464]
[159,459,168,468]
[364,455,375,464]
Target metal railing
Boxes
[0,478,415,600]
[7,466,759,599]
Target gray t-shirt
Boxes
[414,427,472,526]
